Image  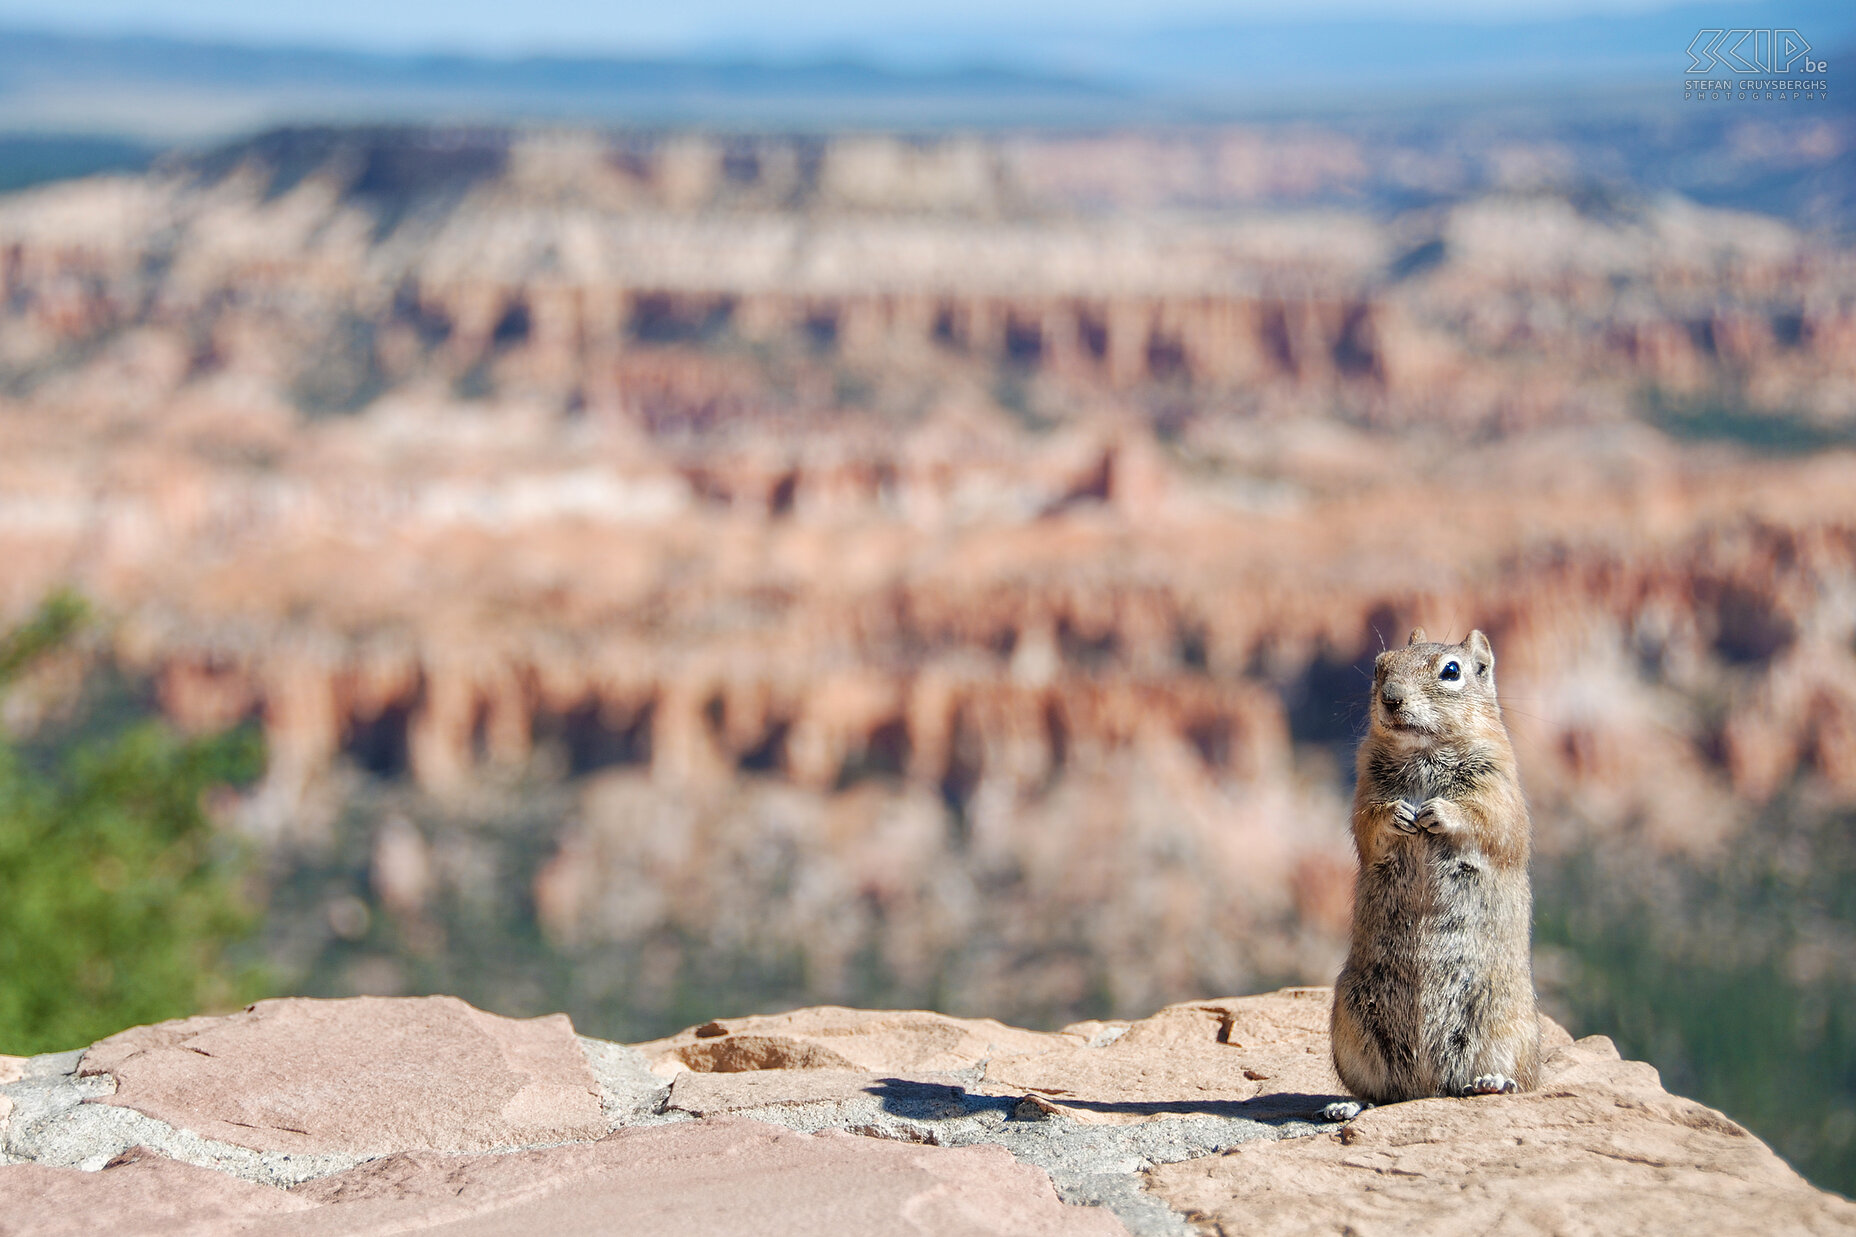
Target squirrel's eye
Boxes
[1439,661,1461,682]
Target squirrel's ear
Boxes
[1468,630,1494,678]
[1407,627,1427,646]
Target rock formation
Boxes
[3,992,1851,1235]
[0,126,1853,1040]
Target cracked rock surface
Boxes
[3,988,1852,1236]
[76,995,608,1155]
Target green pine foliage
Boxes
[0,593,267,1054]
[1536,794,1856,1196]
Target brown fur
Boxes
[1330,627,1540,1106]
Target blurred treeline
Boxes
[1536,798,1856,1196]
[0,594,266,1054]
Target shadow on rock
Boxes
[863,1078,1347,1128]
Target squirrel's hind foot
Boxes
[1321,1100,1371,1121]
[1465,1074,1520,1096]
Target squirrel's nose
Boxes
[1380,684,1406,711]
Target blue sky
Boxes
[0,0,1752,58]
[0,0,1843,123]
[0,1,1843,150]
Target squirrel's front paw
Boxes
[1389,800,1421,834]
[1415,798,1462,835]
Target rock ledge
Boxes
[2,990,1850,1236]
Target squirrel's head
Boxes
[1370,627,1499,743]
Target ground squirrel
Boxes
[1324,627,1539,1121]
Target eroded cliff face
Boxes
[2,128,1855,1033]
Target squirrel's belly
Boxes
[1351,848,1499,1012]
[1342,868,1514,1100]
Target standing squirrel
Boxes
[1325,627,1539,1120]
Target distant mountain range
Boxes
[0,2,1851,230]
[0,29,1136,141]
[0,0,1851,142]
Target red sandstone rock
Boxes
[0,1123,1128,1237]
[77,996,606,1154]
[0,1150,310,1237]
[988,989,1346,1123]
[989,990,1574,1126]
[265,1119,1128,1236]
[662,1066,972,1118]
[8,992,1854,1235]
[632,1005,1078,1077]
[1147,1034,1856,1236]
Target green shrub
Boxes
[0,594,267,1054]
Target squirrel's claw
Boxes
[1466,1074,1520,1096]
[1416,798,1462,835]
[1389,800,1421,833]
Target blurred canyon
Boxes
[2,122,1855,1182]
